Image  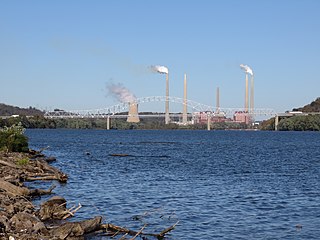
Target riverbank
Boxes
[0,150,177,239]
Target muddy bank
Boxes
[0,150,177,239]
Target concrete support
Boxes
[207,113,211,131]
[275,115,279,131]
[107,116,110,130]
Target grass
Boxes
[16,157,30,166]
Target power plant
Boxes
[108,64,256,126]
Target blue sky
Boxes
[1,0,319,113]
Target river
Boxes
[26,129,320,239]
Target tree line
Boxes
[259,97,320,131]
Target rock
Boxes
[9,212,45,234]
[0,215,9,233]
[33,221,48,234]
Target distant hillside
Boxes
[292,97,320,112]
[0,103,44,116]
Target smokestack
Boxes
[245,73,249,112]
[216,87,220,114]
[250,74,254,115]
[165,72,170,124]
[240,64,253,113]
[151,65,170,124]
[182,73,187,124]
[127,102,140,123]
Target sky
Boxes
[1,0,320,114]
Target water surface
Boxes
[26,130,320,239]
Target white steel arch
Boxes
[44,96,276,118]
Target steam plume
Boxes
[107,83,136,103]
[150,65,169,74]
[240,64,253,76]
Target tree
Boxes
[0,123,29,152]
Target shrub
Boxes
[0,123,29,152]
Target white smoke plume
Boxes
[107,83,137,103]
[240,64,253,76]
[150,65,169,74]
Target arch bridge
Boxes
[44,96,276,118]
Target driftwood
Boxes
[0,151,179,239]
[110,153,131,157]
[18,159,68,183]
[0,159,21,169]
[101,221,179,239]
[0,179,55,197]
[50,216,102,239]
[25,175,67,182]
[0,152,67,183]
[33,160,68,182]
[0,179,29,196]
[39,196,82,221]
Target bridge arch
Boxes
[44,96,275,118]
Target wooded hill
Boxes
[292,97,320,112]
[0,103,44,116]
[259,97,320,131]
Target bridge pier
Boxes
[107,116,110,130]
[207,113,211,131]
[274,115,279,131]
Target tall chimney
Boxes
[250,75,254,114]
[182,73,187,124]
[165,73,170,124]
[216,87,220,114]
[127,102,140,123]
[245,73,249,112]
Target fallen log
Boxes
[34,160,68,182]
[50,216,102,239]
[25,175,67,182]
[0,179,55,197]
[29,185,56,196]
[100,221,179,239]
[0,179,29,196]
[110,153,131,157]
[0,159,21,169]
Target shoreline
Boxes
[0,149,177,239]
